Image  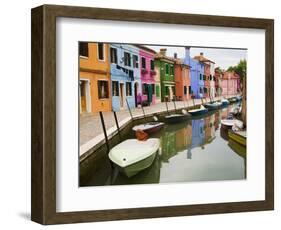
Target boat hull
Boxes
[228,138,246,158]
[115,151,157,177]
[165,114,191,124]
[132,122,164,134]
[204,103,221,110]
[228,130,246,146]
[188,109,208,116]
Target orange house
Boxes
[79,42,111,113]
[174,58,190,101]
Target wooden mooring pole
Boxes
[113,111,121,141]
[125,99,134,120]
[99,111,110,153]
[165,100,170,115]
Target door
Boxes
[80,81,86,112]
[134,82,138,106]
[120,83,124,108]
[147,84,152,104]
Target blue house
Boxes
[184,47,204,99]
[110,44,141,111]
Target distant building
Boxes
[214,67,222,96]
[220,71,240,97]
[139,46,157,105]
[184,47,204,99]
[174,55,191,101]
[155,49,176,102]
[110,44,140,111]
[79,42,111,113]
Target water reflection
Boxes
[80,103,246,186]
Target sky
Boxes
[147,45,247,70]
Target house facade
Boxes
[214,67,222,97]
[139,46,157,105]
[184,47,204,99]
[79,42,111,113]
[110,44,140,111]
[174,57,191,101]
[155,49,176,102]
[194,52,216,99]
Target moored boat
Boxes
[221,119,235,129]
[228,138,246,158]
[228,130,246,146]
[108,138,160,177]
[132,122,164,134]
[188,105,208,116]
[204,101,222,110]
[165,112,191,124]
[221,98,230,107]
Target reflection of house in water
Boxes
[175,125,192,152]
[187,119,205,159]
[204,114,216,143]
[160,131,177,163]
[214,111,220,130]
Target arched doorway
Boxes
[134,82,139,107]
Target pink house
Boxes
[221,71,240,97]
[139,46,157,105]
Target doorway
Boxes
[120,83,124,109]
[134,82,139,107]
[79,79,91,113]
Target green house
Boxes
[154,49,175,102]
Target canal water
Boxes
[80,103,246,187]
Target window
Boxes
[210,75,212,81]
[79,42,88,57]
[126,82,132,96]
[97,43,104,60]
[170,65,174,75]
[189,86,192,94]
[141,57,146,69]
[124,52,131,67]
[203,75,206,81]
[165,86,169,96]
[112,81,119,96]
[199,74,202,80]
[150,60,155,70]
[98,80,109,99]
[142,83,148,95]
[184,86,187,95]
[165,64,169,74]
[200,87,203,94]
[133,55,139,68]
[156,85,160,97]
[204,87,208,93]
[110,48,117,64]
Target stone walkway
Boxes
[79,95,238,156]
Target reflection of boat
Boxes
[228,130,246,146]
[204,101,222,110]
[165,112,191,124]
[132,122,164,134]
[236,95,242,101]
[108,138,160,177]
[188,105,208,116]
[228,97,237,103]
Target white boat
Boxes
[108,138,160,177]
[132,122,164,134]
[221,119,235,128]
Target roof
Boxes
[193,54,215,64]
[221,71,240,79]
[135,45,157,54]
[154,52,175,64]
[174,58,190,68]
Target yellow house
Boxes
[79,42,111,113]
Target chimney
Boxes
[184,47,190,65]
[174,53,178,59]
[200,52,204,56]
[160,48,167,56]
